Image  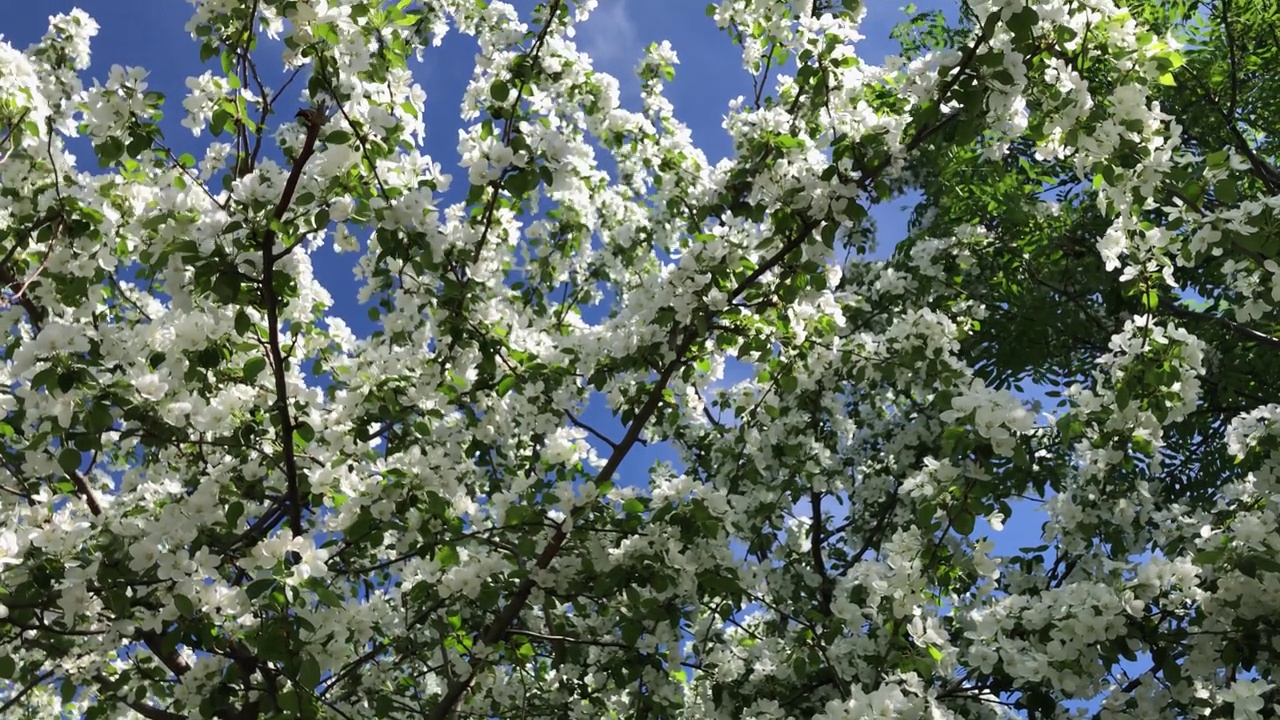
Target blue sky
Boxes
[3,1,1055,560]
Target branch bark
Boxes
[260,103,325,534]
[0,671,54,715]
[1162,297,1280,352]
[124,699,187,720]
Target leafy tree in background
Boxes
[0,0,1272,718]
[899,0,1280,713]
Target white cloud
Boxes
[578,0,641,77]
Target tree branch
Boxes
[69,470,102,517]
[810,489,832,616]
[1161,297,1280,352]
[138,629,191,678]
[124,699,187,720]
[260,103,325,534]
[0,671,54,715]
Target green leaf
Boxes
[95,137,125,167]
[87,403,114,433]
[311,584,344,608]
[32,367,58,391]
[174,594,195,617]
[1193,548,1225,565]
[1118,640,1137,662]
[490,80,511,103]
[314,22,339,43]
[58,448,81,474]
[298,656,321,689]
[247,578,277,599]
[951,509,975,536]
[244,357,268,382]
[324,130,353,145]
[126,132,151,159]
[0,655,15,679]
[277,689,299,713]
[296,422,315,443]
[1006,7,1039,38]
[1213,179,1238,205]
[226,501,245,528]
[496,375,516,396]
[505,168,540,196]
[779,374,798,394]
[437,545,460,569]
[622,498,645,514]
[210,108,232,137]
[620,621,641,646]
[212,273,239,303]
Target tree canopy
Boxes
[0,0,1277,718]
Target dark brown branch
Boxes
[753,41,777,110]
[505,627,630,651]
[260,103,325,534]
[234,501,287,550]
[3,616,107,637]
[241,1,270,175]
[833,484,902,568]
[124,699,187,720]
[138,630,191,678]
[1184,69,1280,192]
[1162,298,1280,351]
[1219,0,1241,117]
[69,470,102,517]
[565,411,620,451]
[320,597,449,698]
[810,489,832,616]
[695,386,725,429]
[0,264,47,329]
[0,110,29,155]
[312,68,388,201]
[0,671,53,715]
[0,209,59,271]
